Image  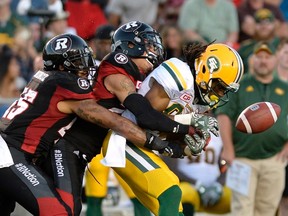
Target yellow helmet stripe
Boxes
[162,61,187,91]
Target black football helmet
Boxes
[111,21,165,67]
[43,33,96,73]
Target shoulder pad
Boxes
[103,52,144,81]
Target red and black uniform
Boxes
[93,52,145,109]
[63,52,144,162]
[49,52,145,215]
[51,51,189,215]
[0,70,94,216]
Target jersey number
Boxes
[187,148,216,165]
[3,87,38,120]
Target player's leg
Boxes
[254,155,285,216]
[277,165,288,216]
[103,133,183,216]
[114,170,151,216]
[180,182,199,216]
[202,186,231,214]
[48,139,87,215]
[0,146,72,215]
[85,153,110,216]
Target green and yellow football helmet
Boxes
[194,43,244,107]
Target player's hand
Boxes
[197,182,223,207]
[144,131,168,150]
[190,112,219,137]
[184,132,210,156]
[159,141,184,158]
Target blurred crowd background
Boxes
[0,0,287,112]
[1,0,288,215]
[0,0,288,113]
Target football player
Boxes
[49,21,212,215]
[101,40,244,216]
[0,33,176,215]
[85,24,150,216]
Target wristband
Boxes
[174,113,193,125]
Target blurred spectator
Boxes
[106,0,166,28]
[44,10,76,41]
[0,45,21,116]
[12,26,38,83]
[276,38,288,81]
[237,0,288,43]
[0,0,28,45]
[275,38,288,216]
[280,0,288,21]
[65,0,107,40]
[13,0,53,52]
[86,24,116,65]
[28,20,43,52]
[238,8,280,73]
[48,0,64,13]
[15,0,49,24]
[178,0,239,48]
[216,41,288,216]
[160,24,184,60]
[157,0,185,25]
[264,0,282,7]
[163,134,231,216]
[264,0,288,23]
[232,0,244,7]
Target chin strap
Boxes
[133,52,159,68]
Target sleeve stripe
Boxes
[162,61,187,91]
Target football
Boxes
[235,102,281,134]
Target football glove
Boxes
[190,112,219,137]
[144,131,168,150]
[183,133,207,156]
[197,181,223,207]
[159,141,184,158]
[174,112,219,137]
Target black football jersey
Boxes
[63,52,146,162]
[0,70,94,157]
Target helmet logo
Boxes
[53,37,72,53]
[114,53,128,64]
[77,78,90,90]
[122,21,141,32]
[207,56,220,73]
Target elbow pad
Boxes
[123,93,189,134]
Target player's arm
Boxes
[145,81,170,112]
[146,79,218,135]
[104,73,193,135]
[104,73,206,157]
[57,99,169,151]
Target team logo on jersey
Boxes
[52,36,72,53]
[77,78,90,90]
[114,53,128,64]
[207,56,220,73]
[180,93,192,103]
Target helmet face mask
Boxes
[63,47,95,72]
[43,34,96,75]
[195,43,244,108]
[111,21,165,67]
